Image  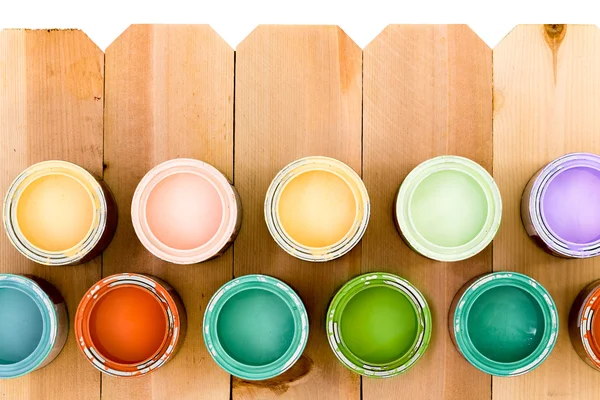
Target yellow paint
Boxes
[278,170,357,248]
[16,173,94,252]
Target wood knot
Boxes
[543,24,566,48]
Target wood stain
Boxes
[75,273,186,377]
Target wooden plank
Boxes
[493,24,600,400]
[0,29,103,400]
[234,25,362,400]
[103,24,233,400]
[362,25,493,400]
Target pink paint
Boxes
[146,173,223,250]
[132,159,242,264]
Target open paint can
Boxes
[522,152,600,258]
[395,156,502,262]
[203,274,308,380]
[569,280,600,371]
[449,272,558,376]
[4,160,117,265]
[132,158,242,264]
[326,272,432,377]
[265,156,370,262]
[0,274,68,379]
[75,273,186,377]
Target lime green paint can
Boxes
[203,274,308,380]
[395,156,502,262]
[449,272,558,376]
[326,273,432,377]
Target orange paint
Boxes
[88,285,167,364]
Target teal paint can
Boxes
[203,274,308,380]
[449,272,558,376]
[0,274,68,379]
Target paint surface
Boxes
[89,286,167,364]
[340,286,418,365]
[0,288,43,364]
[541,166,600,244]
[410,170,488,247]
[467,286,544,363]
[146,173,223,250]
[217,289,294,366]
[16,173,94,252]
[278,170,356,248]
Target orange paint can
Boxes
[570,280,600,371]
[75,273,186,377]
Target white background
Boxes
[0,0,599,50]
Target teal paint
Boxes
[396,156,502,262]
[0,288,43,364]
[467,286,544,363]
[327,273,432,377]
[450,272,558,376]
[217,289,294,366]
[204,275,308,380]
[340,286,418,365]
[0,274,68,379]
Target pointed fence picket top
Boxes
[103,24,234,400]
[0,28,103,400]
[362,24,493,400]
[493,24,600,400]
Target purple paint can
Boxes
[522,153,600,258]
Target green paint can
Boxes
[326,272,432,377]
[203,274,308,380]
[395,156,502,262]
[449,272,558,376]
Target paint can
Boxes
[522,152,600,258]
[0,274,68,379]
[132,158,241,264]
[265,156,370,262]
[395,156,502,262]
[3,160,117,266]
[449,272,558,376]
[203,274,308,380]
[569,280,600,371]
[75,273,186,377]
[326,272,432,377]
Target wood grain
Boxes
[0,29,103,400]
[234,25,362,400]
[103,24,233,400]
[362,25,493,400]
[493,24,600,400]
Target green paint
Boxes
[0,288,43,365]
[340,286,417,365]
[410,170,488,247]
[217,289,294,366]
[467,286,544,363]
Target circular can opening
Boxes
[87,285,168,365]
[278,169,357,248]
[541,165,600,245]
[216,288,295,366]
[146,172,224,251]
[0,287,44,365]
[467,286,545,363]
[16,173,95,253]
[339,286,418,365]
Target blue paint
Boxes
[0,288,43,364]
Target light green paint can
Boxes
[395,156,502,262]
[203,274,308,380]
[326,273,432,377]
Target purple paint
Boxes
[541,166,600,245]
